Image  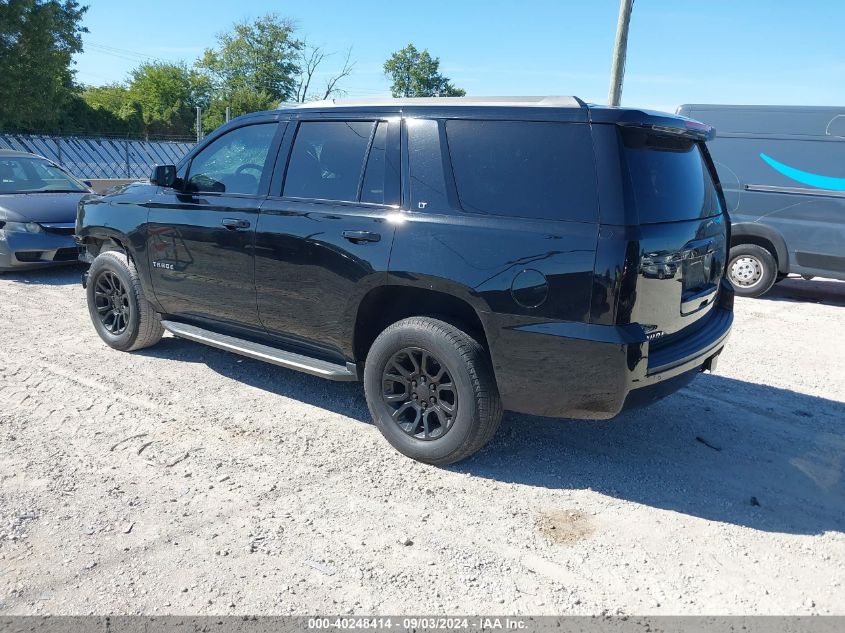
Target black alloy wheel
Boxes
[86,250,163,351]
[93,270,131,335]
[364,316,503,464]
[382,347,458,441]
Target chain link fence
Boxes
[0,133,194,180]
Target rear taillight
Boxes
[615,240,641,325]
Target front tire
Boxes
[86,250,163,351]
[363,317,503,465]
[728,244,778,298]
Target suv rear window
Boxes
[621,127,723,224]
[445,120,598,222]
[284,121,375,202]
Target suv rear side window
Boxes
[284,121,377,202]
[621,127,723,224]
[445,120,598,222]
[360,121,388,204]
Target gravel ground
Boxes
[1,265,843,615]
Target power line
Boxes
[86,41,159,58]
[84,41,165,64]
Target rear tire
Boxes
[363,317,503,465]
[728,244,777,298]
[86,250,163,351]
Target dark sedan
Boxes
[0,149,93,272]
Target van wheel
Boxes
[86,250,164,351]
[728,244,777,297]
[363,317,503,465]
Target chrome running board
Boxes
[160,320,358,381]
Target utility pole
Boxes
[195,106,203,143]
[608,0,634,106]
[225,106,231,123]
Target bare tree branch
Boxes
[322,47,355,100]
[296,43,327,103]
[295,45,355,102]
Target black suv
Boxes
[77,96,734,464]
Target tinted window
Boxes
[0,157,87,193]
[186,123,276,195]
[360,122,387,204]
[445,120,598,222]
[284,121,374,201]
[622,127,723,224]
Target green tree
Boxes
[0,0,88,132]
[57,93,130,135]
[201,87,276,132]
[83,83,131,115]
[193,15,356,133]
[127,62,196,139]
[82,83,142,133]
[196,13,303,103]
[383,44,465,98]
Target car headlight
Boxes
[1,221,44,233]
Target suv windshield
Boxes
[621,127,723,224]
[0,156,88,194]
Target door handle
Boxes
[222,218,251,230]
[342,230,381,243]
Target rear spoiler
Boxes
[588,107,715,141]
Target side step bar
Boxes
[160,320,358,381]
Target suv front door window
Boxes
[186,123,275,195]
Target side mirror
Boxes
[150,164,177,188]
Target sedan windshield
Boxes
[0,156,88,193]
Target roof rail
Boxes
[278,96,586,109]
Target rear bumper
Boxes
[486,279,734,419]
[0,230,79,271]
[633,303,731,389]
